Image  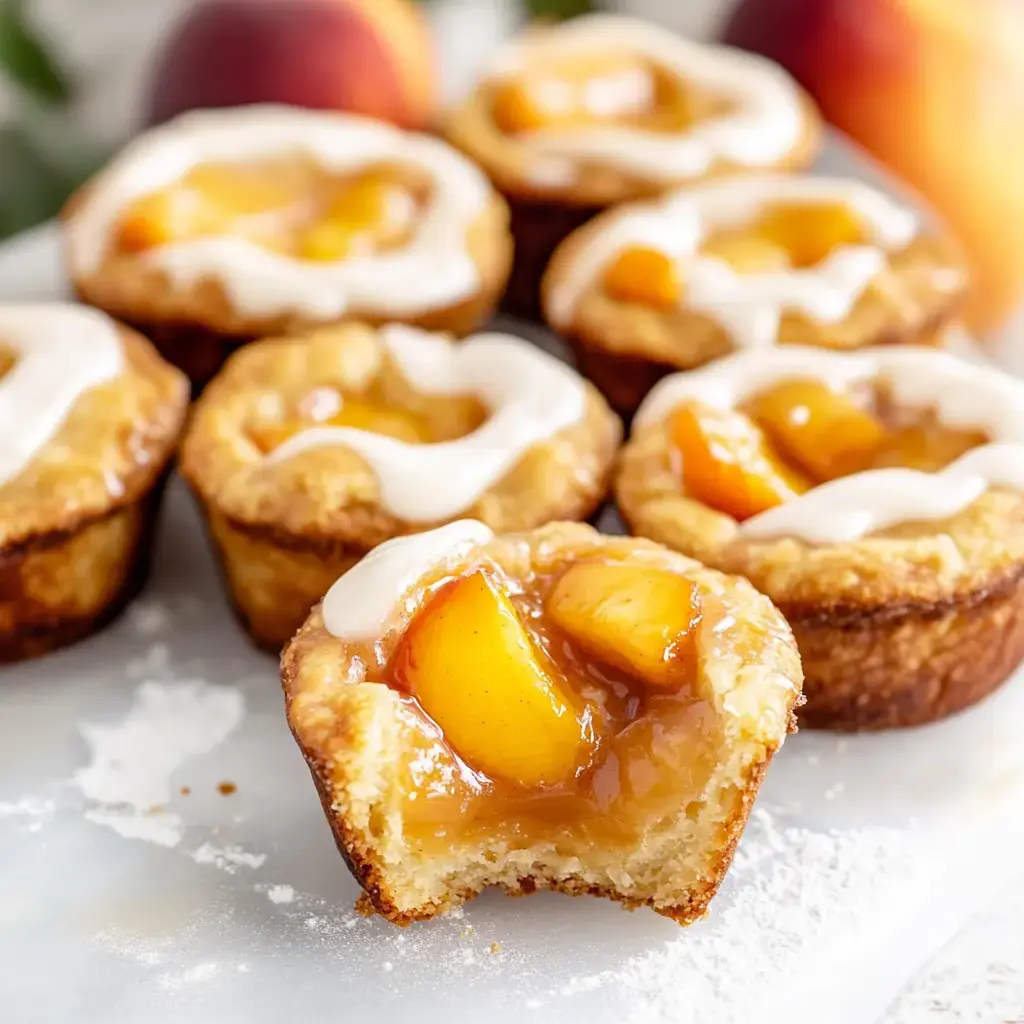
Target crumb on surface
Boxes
[217,782,237,796]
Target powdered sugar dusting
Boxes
[156,961,220,992]
[74,680,245,848]
[0,796,54,833]
[883,870,1024,1023]
[523,808,923,1022]
[263,884,296,904]
[191,842,267,873]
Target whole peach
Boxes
[725,0,1024,333]
[148,0,437,130]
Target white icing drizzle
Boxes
[267,327,587,522]
[322,520,494,640]
[0,303,124,486]
[548,175,921,350]
[487,14,806,184]
[65,106,492,321]
[633,346,1024,544]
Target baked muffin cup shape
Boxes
[180,323,622,651]
[63,105,513,392]
[281,519,803,924]
[443,14,819,320]
[0,304,188,662]
[616,346,1024,730]
[543,175,967,416]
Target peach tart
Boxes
[443,14,819,319]
[544,174,967,415]
[0,303,187,661]
[180,324,620,650]
[280,520,802,923]
[616,346,1024,730]
[63,105,513,390]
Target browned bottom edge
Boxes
[502,199,602,323]
[789,574,1024,731]
[0,471,170,664]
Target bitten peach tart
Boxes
[63,105,513,390]
[180,324,621,650]
[544,175,967,415]
[616,346,1024,730]
[443,14,819,320]
[0,303,188,661]
[281,520,802,924]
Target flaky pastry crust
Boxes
[0,321,188,660]
[281,522,803,924]
[182,325,622,649]
[616,418,1024,729]
[544,209,965,415]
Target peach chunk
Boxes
[747,379,886,481]
[253,398,433,452]
[116,161,305,252]
[299,172,414,261]
[754,202,864,269]
[546,563,702,689]
[492,56,656,134]
[870,425,987,472]
[700,229,792,274]
[116,189,223,252]
[392,571,589,788]
[603,247,682,309]
[672,401,810,521]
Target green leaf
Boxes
[524,0,595,19]
[0,124,75,238]
[0,0,70,103]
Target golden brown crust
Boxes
[789,570,1024,730]
[543,204,965,414]
[616,411,1024,729]
[0,318,185,660]
[0,470,168,662]
[280,522,803,922]
[67,192,513,390]
[0,320,188,548]
[183,324,621,647]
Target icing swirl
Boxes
[635,346,1024,544]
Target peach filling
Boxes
[702,202,866,273]
[672,401,811,522]
[249,385,487,454]
[371,559,728,849]
[114,157,427,262]
[671,379,990,520]
[492,54,708,135]
[601,203,866,311]
[603,247,682,309]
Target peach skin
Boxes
[724,0,1024,333]
[148,0,436,131]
